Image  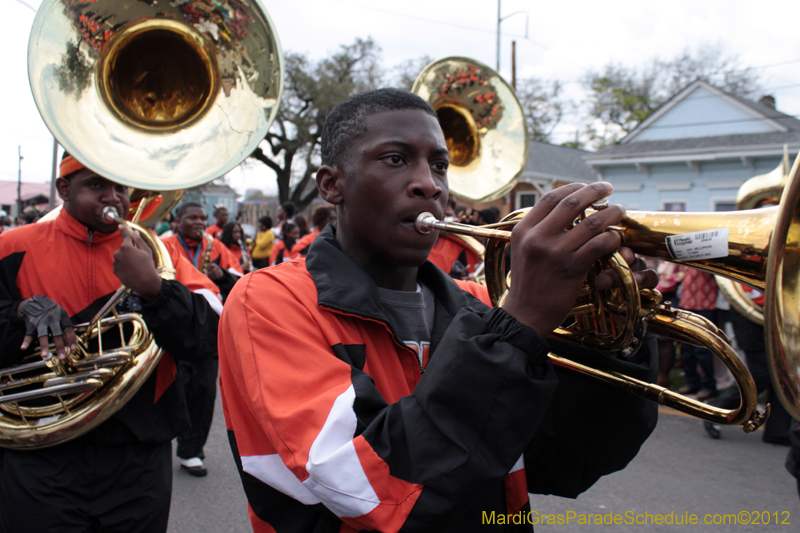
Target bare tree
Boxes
[515,78,564,143]
[249,38,382,211]
[580,43,761,149]
[390,55,434,90]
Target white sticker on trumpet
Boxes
[665,228,729,260]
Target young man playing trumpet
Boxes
[218,88,659,532]
[0,155,222,533]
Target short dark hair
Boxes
[311,205,331,229]
[479,206,501,225]
[176,202,204,218]
[321,88,437,167]
[280,202,295,219]
[258,215,273,229]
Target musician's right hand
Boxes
[17,295,76,361]
[206,263,224,281]
[501,182,625,340]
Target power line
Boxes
[11,0,37,13]
[325,0,547,48]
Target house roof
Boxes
[586,80,800,164]
[0,181,58,206]
[522,141,596,182]
[187,181,239,197]
[585,131,800,160]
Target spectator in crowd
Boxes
[677,267,719,400]
[251,216,274,270]
[703,285,797,443]
[654,261,686,387]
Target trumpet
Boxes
[415,198,780,432]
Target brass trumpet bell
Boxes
[411,57,529,203]
[28,0,283,190]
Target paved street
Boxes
[168,396,798,533]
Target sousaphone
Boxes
[411,57,529,203]
[0,0,283,449]
[716,147,791,325]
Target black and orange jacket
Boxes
[268,238,299,265]
[162,232,243,298]
[0,209,221,445]
[207,223,224,239]
[218,225,658,533]
[290,229,320,257]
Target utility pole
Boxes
[17,146,23,218]
[511,40,517,90]
[49,139,59,209]
[496,1,528,75]
[496,0,502,71]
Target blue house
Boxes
[181,181,239,225]
[583,81,800,212]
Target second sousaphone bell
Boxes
[411,57,529,203]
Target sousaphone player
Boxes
[0,0,283,530]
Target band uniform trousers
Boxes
[0,439,172,533]
[176,356,219,461]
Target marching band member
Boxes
[0,154,221,533]
[207,205,229,238]
[290,204,335,257]
[219,221,252,274]
[218,89,659,532]
[161,202,243,301]
[161,202,244,477]
[268,222,300,265]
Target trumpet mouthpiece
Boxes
[102,207,120,223]
[415,212,438,234]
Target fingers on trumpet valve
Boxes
[513,182,625,263]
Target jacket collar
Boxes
[306,225,478,345]
[55,207,121,245]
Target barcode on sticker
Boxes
[665,228,730,261]
[695,231,720,239]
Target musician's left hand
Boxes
[114,225,163,302]
[595,246,659,290]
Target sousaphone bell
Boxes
[411,57,529,203]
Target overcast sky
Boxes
[3,0,800,197]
